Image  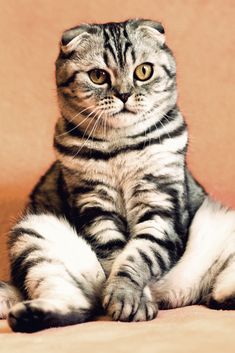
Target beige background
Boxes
[0,0,234,280]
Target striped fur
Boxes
[1,19,235,332]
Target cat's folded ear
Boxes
[130,19,165,46]
[60,24,97,53]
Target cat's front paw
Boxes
[103,276,142,321]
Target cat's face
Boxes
[56,20,177,129]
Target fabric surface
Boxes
[0,0,234,351]
[0,307,235,352]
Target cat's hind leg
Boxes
[7,213,106,332]
[152,197,235,309]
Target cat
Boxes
[0,19,234,333]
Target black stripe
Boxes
[80,178,117,191]
[138,250,154,277]
[103,29,117,62]
[150,247,168,273]
[58,49,75,61]
[91,227,119,238]
[13,256,52,298]
[11,245,41,297]
[143,172,176,185]
[157,184,188,239]
[73,182,115,204]
[162,65,176,79]
[116,271,139,287]
[105,43,118,64]
[65,267,83,289]
[58,71,79,88]
[108,25,122,66]
[131,48,136,63]
[9,227,44,247]
[123,41,132,62]
[88,238,126,259]
[134,233,176,253]
[74,187,115,204]
[137,207,173,223]
[73,185,94,194]
[75,206,129,238]
[103,52,109,66]
[54,123,186,161]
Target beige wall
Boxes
[0,0,234,279]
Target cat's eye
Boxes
[134,63,153,81]
[89,69,109,85]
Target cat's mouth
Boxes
[112,107,136,116]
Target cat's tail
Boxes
[0,281,22,318]
[152,196,235,309]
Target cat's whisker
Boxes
[71,109,101,159]
[91,111,104,144]
[56,106,99,137]
[67,104,96,125]
[158,119,171,140]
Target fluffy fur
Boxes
[0,19,234,332]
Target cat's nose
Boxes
[116,92,131,103]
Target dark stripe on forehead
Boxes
[103,28,118,64]
[123,42,131,60]
[122,25,133,63]
[103,23,135,68]
[109,24,124,67]
[103,52,109,66]
[131,48,136,63]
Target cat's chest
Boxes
[63,144,185,224]
[72,144,182,190]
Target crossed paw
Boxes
[103,276,158,322]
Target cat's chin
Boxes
[104,110,140,129]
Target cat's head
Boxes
[56,19,177,130]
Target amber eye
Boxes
[134,63,153,81]
[89,69,109,85]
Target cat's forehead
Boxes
[75,23,159,70]
[101,23,153,66]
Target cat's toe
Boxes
[131,299,158,322]
[103,278,141,322]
